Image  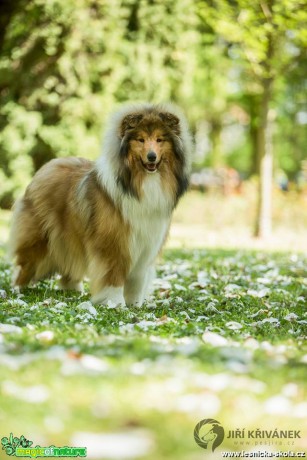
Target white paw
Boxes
[125,296,144,307]
[91,286,125,307]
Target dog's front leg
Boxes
[89,260,126,306]
[124,266,156,306]
[91,285,125,306]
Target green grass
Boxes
[0,246,306,459]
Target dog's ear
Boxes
[159,112,180,135]
[120,113,143,137]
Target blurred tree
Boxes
[198,0,307,238]
[0,0,306,224]
[0,0,198,208]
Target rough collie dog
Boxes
[9,103,192,306]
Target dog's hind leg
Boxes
[10,198,49,287]
[13,240,49,287]
[59,275,83,292]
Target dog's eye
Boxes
[138,138,145,143]
[156,138,163,143]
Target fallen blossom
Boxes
[8,298,28,307]
[54,302,67,309]
[77,301,98,317]
[174,284,187,291]
[247,288,270,298]
[35,330,55,342]
[224,284,242,292]
[284,313,298,321]
[202,331,228,347]
[2,381,49,403]
[226,321,243,330]
[0,323,22,334]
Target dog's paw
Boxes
[91,286,126,307]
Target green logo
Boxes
[1,433,87,458]
[194,419,225,452]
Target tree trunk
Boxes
[209,118,222,168]
[249,94,261,176]
[254,77,274,238]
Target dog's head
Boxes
[119,109,184,176]
[99,103,192,205]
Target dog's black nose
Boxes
[147,151,157,163]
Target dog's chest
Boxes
[122,176,172,270]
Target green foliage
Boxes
[0,0,306,207]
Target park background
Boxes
[0,1,306,459]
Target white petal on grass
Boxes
[179,311,190,319]
[0,353,37,370]
[75,313,94,324]
[244,338,260,350]
[35,330,55,342]
[205,303,221,314]
[119,323,135,333]
[78,301,98,317]
[0,289,7,298]
[54,302,67,309]
[80,355,109,372]
[2,381,49,403]
[261,317,280,325]
[224,284,242,292]
[0,323,22,334]
[226,361,249,373]
[194,372,231,391]
[197,271,210,285]
[153,279,172,290]
[61,355,108,375]
[284,313,298,321]
[202,331,228,347]
[8,298,28,307]
[136,320,157,330]
[196,315,209,322]
[247,288,270,298]
[71,430,154,459]
[250,309,267,318]
[175,337,200,355]
[174,284,187,291]
[226,321,243,330]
